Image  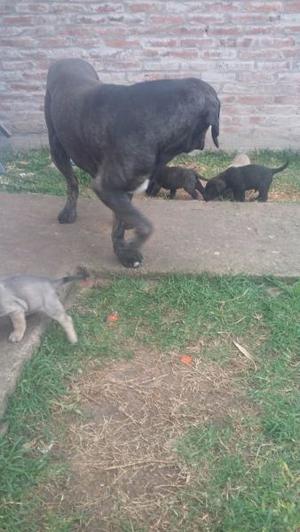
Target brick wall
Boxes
[1,0,300,151]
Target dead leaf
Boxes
[232,340,257,369]
[80,278,96,288]
[179,355,193,366]
[106,311,119,324]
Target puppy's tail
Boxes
[53,267,89,287]
[271,161,289,175]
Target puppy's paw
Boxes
[69,335,78,344]
[9,331,23,343]
[58,206,77,224]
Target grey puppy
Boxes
[0,273,87,343]
[204,161,288,202]
[146,166,205,199]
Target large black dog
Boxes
[204,162,289,202]
[45,59,220,267]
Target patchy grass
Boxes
[0,148,90,196]
[0,275,299,531]
[1,147,300,201]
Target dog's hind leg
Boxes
[169,187,176,199]
[184,180,200,200]
[54,312,77,344]
[43,297,78,343]
[233,188,246,202]
[45,91,79,223]
[9,310,26,342]
[257,185,269,202]
[93,179,153,268]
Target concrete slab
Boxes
[0,315,47,421]
[0,191,300,424]
[1,192,300,277]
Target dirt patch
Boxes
[42,349,256,530]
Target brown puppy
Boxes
[204,161,288,202]
[146,166,205,199]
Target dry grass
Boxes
[42,348,255,530]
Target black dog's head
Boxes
[203,177,226,201]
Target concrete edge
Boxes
[0,281,80,435]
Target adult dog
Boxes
[146,166,205,199]
[45,58,220,268]
[204,162,288,202]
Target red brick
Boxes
[167,50,198,59]
[3,15,35,25]
[104,39,140,48]
[95,4,123,13]
[181,38,214,47]
[148,39,178,47]
[0,37,37,48]
[15,3,49,13]
[238,96,273,105]
[128,3,157,12]
[149,15,184,25]
[210,26,244,36]
[244,2,283,13]
[282,1,300,12]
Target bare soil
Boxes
[41,348,257,530]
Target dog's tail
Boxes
[53,268,89,287]
[271,161,289,175]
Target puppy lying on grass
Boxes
[146,166,205,199]
[204,161,288,202]
[0,271,88,344]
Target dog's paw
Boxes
[117,248,143,268]
[9,332,23,343]
[58,206,77,224]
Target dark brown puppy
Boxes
[146,166,205,199]
[204,161,288,202]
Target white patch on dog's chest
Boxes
[133,178,150,194]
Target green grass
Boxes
[1,147,300,199]
[0,148,90,196]
[0,275,299,530]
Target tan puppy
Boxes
[0,272,87,343]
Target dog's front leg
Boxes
[93,182,153,268]
[233,188,246,202]
[147,180,161,197]
[9,310,26,342]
